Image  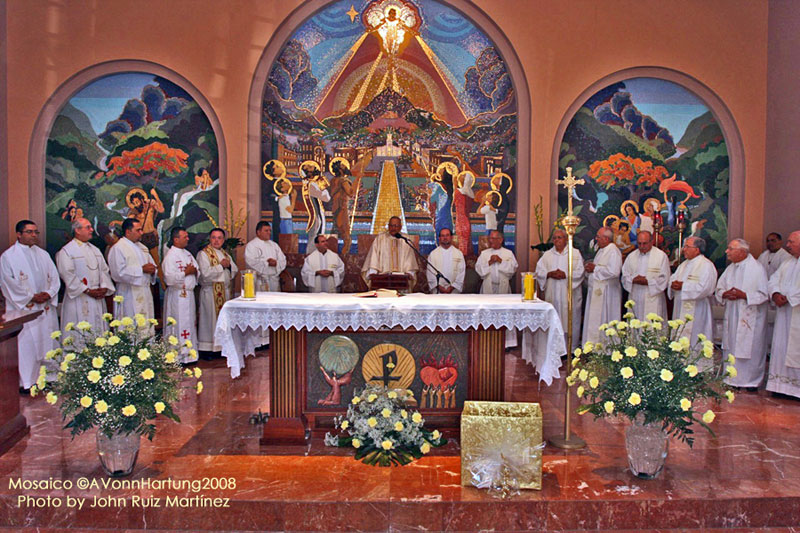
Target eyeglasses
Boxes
[22,230,40,235]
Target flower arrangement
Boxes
[32,296,202,440]
[571,301,735,446]
[324,385,446,466]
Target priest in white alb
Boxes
[244,221,286,292]
[0,220,61,391]
[198,228,238,352]
[56,218,115,337]
[582,227,622,345]
[621,230,670,320]
[535,229,583,348]
[715,238,768,388]
[108,218,157,319]
[426,228,465,293]
[766,230,800,398]
[162,226,199,364]
[361,216,418,290]
[758,232,791,279]
[668,236,717,347]
[475,230,518,294]
[475,230,519,346]
[301,235,345,293]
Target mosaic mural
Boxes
[261,0,518,256]
[45,72,219,259]
[558,77,730,270]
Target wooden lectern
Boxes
[369,273,411,291]
[0,309,41,456]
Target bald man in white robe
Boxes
[582,227,622,345]
[669,236,717,361]
[535,229,584,348]
[716,239,768,388]
[621,231,670,320]
[56,218,115,338]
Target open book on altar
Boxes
[355,288,401,298]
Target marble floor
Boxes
[2,348,800,531]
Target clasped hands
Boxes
[721,287,746,300]
[773,292,789,307]
[84,288,109,300]
[316,269,334,278]
[488,254,503,265]
[547,269,566,280]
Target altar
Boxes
[214,293,565,442]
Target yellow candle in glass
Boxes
[523,273,535,300]
[243,271,255,299]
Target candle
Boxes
[243,271,255,299]
[523,272,535,301]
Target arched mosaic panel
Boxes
[44,72,220,258]
[558,77,730,269]
[261,0,518,256]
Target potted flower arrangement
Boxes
[325,385,446,466]
[32,296,202,476]
[570,301,735,479]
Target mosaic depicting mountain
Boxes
[45,75,219,255]
[264,35,514,146]
[559,79,730,268]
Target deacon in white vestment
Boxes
[758,232,791,279]
[668,236,717,348]
[361,216,419,290]
[475,230,518,294]
[108,219,157,319]
[621,231,670,320]
[582,227,622,345]
[475,230,519,346]
[197,228,238,352]
[244,221,287,292]
[766,231,800,398]
[162,227,199,363]
[535,229,584,349]
[715,239,768,388]
[426,228,465,293]
[56,218,115,338]
[301,235,345,293]
[0,220,60,389]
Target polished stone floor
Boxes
[2,348,800,531]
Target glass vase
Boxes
[625,416,668,479]
[96,431,140,477]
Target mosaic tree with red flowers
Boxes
[106,142,189,182]
[588,153,669,195]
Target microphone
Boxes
[393,233,408,241]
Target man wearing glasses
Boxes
[0,220,61,393]
[55,218,115,340]
[668,236,718,365]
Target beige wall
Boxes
[2,0,770,259]
[766,0,800,243]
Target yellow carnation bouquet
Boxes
[324,385,446,466]
[572,300,735,447]
[33,296,202,440]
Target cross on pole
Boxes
[555,167,585,216]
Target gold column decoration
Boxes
[549,167,586,450]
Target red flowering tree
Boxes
[588,153,669,190]
[106,142,189,181]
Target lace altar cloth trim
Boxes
[215,293,566,383]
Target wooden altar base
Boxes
[3,351,800,531]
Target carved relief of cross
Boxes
[181,330,191,339]
[555,167,585,216]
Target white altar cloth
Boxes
[214,293,566,384]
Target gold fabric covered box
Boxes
[460,401,543,490]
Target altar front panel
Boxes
[306,330,470,411]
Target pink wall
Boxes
[2,0,770,258]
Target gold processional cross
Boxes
[555,167,584,217]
